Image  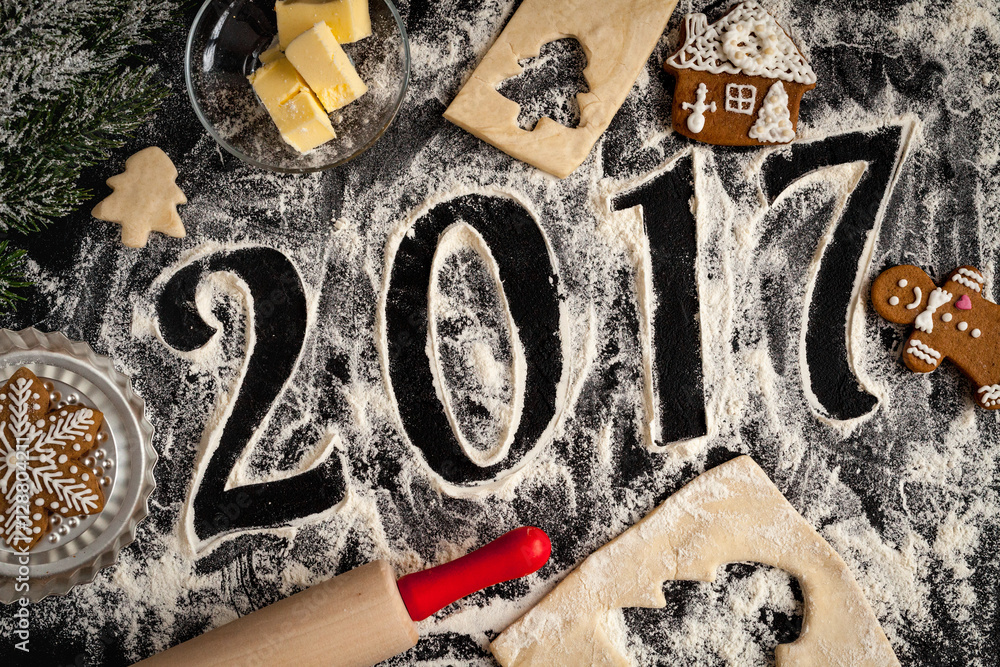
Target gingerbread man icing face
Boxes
[872,264,1000,409]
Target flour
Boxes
[3,0,1000,664]
[427,229,521,465]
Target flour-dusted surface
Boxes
[1,0,999,665]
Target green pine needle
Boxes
[0,241,30,313]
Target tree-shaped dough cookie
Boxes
[92,146,186,248]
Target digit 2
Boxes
[759,123,914,421]
[157,247,346,549]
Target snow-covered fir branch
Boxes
[0,0,179,312]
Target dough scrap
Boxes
[92,146,187,248]
[443,0,680,179]
[491,455,899,667]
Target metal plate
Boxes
[0,328,155,602]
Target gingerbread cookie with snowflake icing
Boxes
[0,368,105,550]
[872,265,1000,409]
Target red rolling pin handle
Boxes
[395,526,551,621]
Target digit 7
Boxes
[758,122,915,422]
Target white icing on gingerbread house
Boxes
[663,1,817,146]
[665,2,816,84]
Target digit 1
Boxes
[611,153,708,447]
[759,122,914,422]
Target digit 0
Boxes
[380,194,564,485]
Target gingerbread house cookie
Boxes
[663,1,816,146]
[872,264,1000,410]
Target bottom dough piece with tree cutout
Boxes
[491,455,898,667]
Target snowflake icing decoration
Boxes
[0,368,105,550]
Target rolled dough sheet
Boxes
[491,455,899,666]
[443,0,680,179]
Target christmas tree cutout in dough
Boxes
[492,456,899,667]
[749,81,796,144]
[92,147,187,248]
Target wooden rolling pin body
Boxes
[137,560,417,667]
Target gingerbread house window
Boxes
[725,84,756,114]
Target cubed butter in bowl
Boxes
[186,0,409,172]
[248,57,337,153]
[286,22,369,113]
[276,0,372,48]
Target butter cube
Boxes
[285,22,368,113]
[248,57,336,153]
[248,57,308,106]
[276,0,372,49]
[271,90,337,153]
[259,44,283,64]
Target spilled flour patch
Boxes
[3,0,1000,665]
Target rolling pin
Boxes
[135,526,551,667]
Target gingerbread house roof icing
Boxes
[666,1,817,85]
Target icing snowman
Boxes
[681,83,716,134]
[872,264,1000,409]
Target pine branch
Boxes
[0,66,169,233]
[0,242,29,313]
[0,0,179,313]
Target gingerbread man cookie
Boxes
[872,264,1000,409]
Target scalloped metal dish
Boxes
[0,328,155,602]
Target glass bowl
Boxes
[185,0,410,173]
